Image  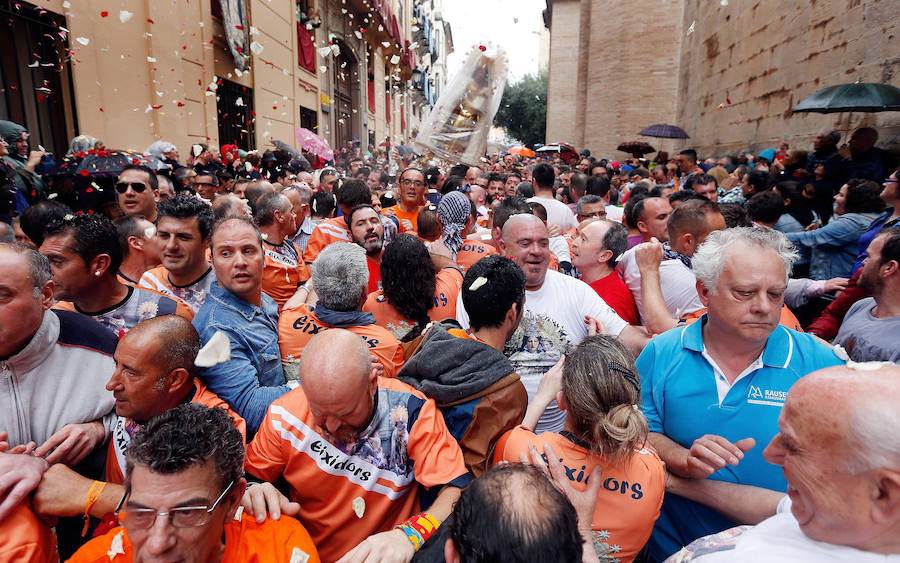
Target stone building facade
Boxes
[544,0,900,159]
[1,0,451,158]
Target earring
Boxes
[95,271,101,277]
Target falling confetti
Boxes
[390,54,400,64]
[250,41,264,55]
[686,21,695,36]
[75,37,90,46]
[100,11,109,17]
[119,10,133,23]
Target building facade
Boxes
[0,0,451,159]
[544,0,900,159]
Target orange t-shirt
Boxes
[382,204,422,233]
[261,239,310,308]
[0,501,56,563]
[366,256,383,294]
[456,240,498,271]
[679,306,803,332]
[278,304,404,378]
[245,377,470,562]
[303,217,352,264]
[66,512,320,563]
[105,380,247,484]
[493,426,665,563]
[363,267,464,339]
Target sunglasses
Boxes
[116,182,148,194]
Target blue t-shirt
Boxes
[636,316,843,560]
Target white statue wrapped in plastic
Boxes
[413,43,508,166]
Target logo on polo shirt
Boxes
[747,386,787,407]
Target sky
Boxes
[442,0,545,83]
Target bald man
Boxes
[31,315,244,521]
[667,364,900,561]
[245,329,471,563]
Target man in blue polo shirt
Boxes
[636,227,843,560]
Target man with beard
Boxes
[348,204,385,294]
[833,227,900,362]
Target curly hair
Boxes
[125,403,244,491]
[157,193,215,239]
[381,233,435,340]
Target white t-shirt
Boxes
[457,269,628,432]
[617,247,704,324]
[528,196,578,231]
[606,204,625,221]
[674,498,900,562]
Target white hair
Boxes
[845,384,900,473]
[311,242,368,311]
[692,227,798,294]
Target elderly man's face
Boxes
[157,176,176,201]
[350,207,384,256]
[571,220,611,272]
[367,171,384,193]
[501,218,550,289]
[699,242,785,346]
[192,175,218,200]
[577,201,607,223]
[320,174,338,194]
[125,461,240,563]
[762,382,873,547]
[106,329,169,421]
[465,167,483,185]
[0,247,53,357]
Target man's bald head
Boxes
[501,213,546,242]
[791,364,900,471]
[763,364,900,552]
[300,329,376,444]
[125,315,201,380]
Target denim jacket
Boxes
[193,283,289,435]
[786,212,879,280]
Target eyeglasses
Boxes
[884,179,898,185]
[399,179,425,188]
[115,182,148,194]
[580,211,607,219]
[115,480,233,530]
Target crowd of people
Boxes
[0,117,899,563]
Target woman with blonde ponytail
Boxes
[492,335,665,563]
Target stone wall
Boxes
[674,0,900,157]
[545,0,900,159]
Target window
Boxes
[216,79,255,149]
[0,0,78,157]
[300,106,317,132]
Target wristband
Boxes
[82,481,107,536]
[393,513,440,551]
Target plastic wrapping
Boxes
[412,43,508,166]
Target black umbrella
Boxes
[617,141,656,156]
[791,82,900,113]
[271,140,311,170]
[638,124,690,139]
[75,150,149,178]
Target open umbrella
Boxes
[294,127,334,161]
[535,143,576,153]
[271,140,311,170]
[638,124,690,139]
[791,82,900,113]
[75,149,149,178]
[617,141,656,157]
[506,145,536,157]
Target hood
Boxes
[0,121,26,146]
[398,321,516,404]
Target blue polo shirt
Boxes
[636,316,843,560]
